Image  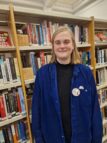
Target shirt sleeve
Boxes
[32,71,44,143]
[90,70,103,143]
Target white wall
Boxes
[74,0,107,19]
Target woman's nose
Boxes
[60,42,65,47]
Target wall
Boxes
[74,0,107,19]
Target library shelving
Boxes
[12,3,95,143]
[1,2,106,143]
[0,4,32,143]
[94,18,107,142]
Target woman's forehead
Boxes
[54,31,71,39]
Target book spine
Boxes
[0,64,3,84]
[11,124,18,143]
[19,121,27,141]
[8,92,16,116]
[2,128,10,143]
[9,57,17,81]
[4,92,12,118]
[29,52,37,75]
[0,95,6,120]
[0,129,5,143]
[16,92,22,113]
[5,58,13,82]
[1,62,8,83]
[18,87,26,114]
[2,93,8,118]
[7,126,14,143]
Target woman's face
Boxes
[53,31,74,64]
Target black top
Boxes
[56,61,73,143]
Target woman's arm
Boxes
[32,71,44,143]
[90,71,103,143]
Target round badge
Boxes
[72,88,80,96]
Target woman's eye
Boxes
[55,41,61,45]
[54,39,71,45]
[64,40,71,44]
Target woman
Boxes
[32,26,102,143]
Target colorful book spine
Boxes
[17,87,26,114]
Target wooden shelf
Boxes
[19,45,52,51]
[95,42,107,46]
[96,63,107,69]
[0,114,26,127]
[77,43,91,48]
[97,82,107,90]
[0,81,21,90]
[25,77,35,85]
[0,46,16,51]
[19,43,91,51]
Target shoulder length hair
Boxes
[50,26,81,64]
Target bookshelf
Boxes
[0,4,32,143]
[11,3,95,143]
[94,18,107,142]
[0,2,105,143]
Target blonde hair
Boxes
[50,26,80,64]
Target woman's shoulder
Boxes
[37,63,54,74]
[76,64,93,82]
[76,63,92,72]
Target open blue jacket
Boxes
[32,63,103,143]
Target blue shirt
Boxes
[32,63,103,143]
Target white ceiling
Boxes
[0,0,104,14]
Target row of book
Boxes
[0,87,26,121]
[21,51,51,76]
[79,51,91,65]
[95,48,107,64]
[17,21,89,46]
[0,53,20,84]
[26,83,34,116]
[21,50,91,78]
[0,120,28,143]
[98,88,107,106]
[96,68,107,85]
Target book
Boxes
[11,124,18,143]
[0,129,5,143]
[0,26,13,47]
[2,128,10,143]
[0,95,6,121]
[19,121,27,141]
[7,126,14,143]
[17,87,26,114]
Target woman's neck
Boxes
[56,58,71,65]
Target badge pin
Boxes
[79,86,84,90]
[72,88,80,96]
